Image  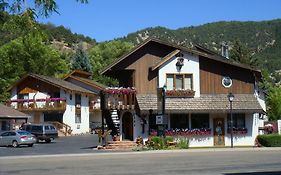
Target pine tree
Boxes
[71,45,92,72]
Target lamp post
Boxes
[228,92,235,148]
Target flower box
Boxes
[166,89,195,98]
[105,87,136,95]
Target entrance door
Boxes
[34,112,41,123]
[213,118,225,146]
[122,112,133,141]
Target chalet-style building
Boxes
[6,71,105,135]
[100,38,266,147]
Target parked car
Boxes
[21,123,58,143]
[0,130,36,147]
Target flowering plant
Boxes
[165,128,211,136]
[105,87,136,95]
[166,89,195,97]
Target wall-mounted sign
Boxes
[156,115,168,125]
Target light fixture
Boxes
[227,92,235,148]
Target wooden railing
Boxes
[104,87,136,110]
[7,98,67,112]
[49,121,72,136]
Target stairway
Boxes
[110,110,120,133]
[106,141,137,150]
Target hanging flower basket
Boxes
[166,89,195,97]
[105,87,136,95]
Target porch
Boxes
[6,98,67,112]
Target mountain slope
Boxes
[119,19,281,72]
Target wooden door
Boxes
[122,112,133,141]
[34,112,41,124]
[213,118,225,146]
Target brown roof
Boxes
[66,75,107,91]
[136,94,264,113]
[0,104,29,118]
[151,49,180,71]
[8,73,95,96]
[63,70,92,79]
[100,38,261,75]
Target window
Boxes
[75,114,81,123]
[166,74,192,90]
[222,76,232,88]
[227,113,245,128]
[191,114,209,129]
[170,114,189,129]
[75,94,81,108]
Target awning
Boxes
[136,94,264,113]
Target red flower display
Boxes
[165,89,195,97]
[105,87,137,95]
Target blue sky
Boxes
[39,0,281,42]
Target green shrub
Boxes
[177,137,189,149]
[150,136,164,149]
[257,134,281,147]
[164,136,174,145]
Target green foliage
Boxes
[0,32,68,102]
[177,137,189,149]
[1,0,88,17]
[230,39,258,67]
[71,46,92,72]
[257,134,281,147]
[267,87,281,121]
[89,40,133,86]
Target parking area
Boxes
[0,134,103,157]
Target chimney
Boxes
[221,42,229,59]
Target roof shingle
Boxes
[136,94,263,113]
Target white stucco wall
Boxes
[224,113,259,146]
[62,90,90,134]
[158,52,200,97]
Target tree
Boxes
[71,45,92,72]
[0,32,68,102]
[267,87,281,121]
[89,40,133,86]
[0,0,88,17]
[230,40,258,67]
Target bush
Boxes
[164,136,173,145]
[257,134,281,147]
[177,137,189,149]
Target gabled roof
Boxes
[63,70,92,79]
[151,49,180,71]
[65,75,107,91]
[7,73,95,96]
[0,104,29,118]
[100,38,261,75]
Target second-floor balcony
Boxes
[103,87,136,110]
[7,98,67,112]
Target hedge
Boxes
[257,134,281,147]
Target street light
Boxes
[228,92,235,148]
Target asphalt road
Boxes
[0,134,103,157]
[1,149,281,175]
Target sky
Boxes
[38,0,281,42]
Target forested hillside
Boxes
[120,19,281,72]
